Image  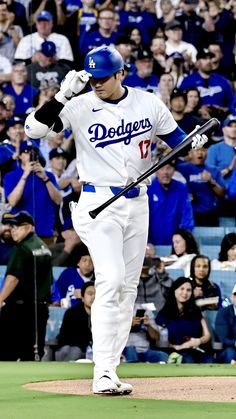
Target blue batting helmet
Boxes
[84,46,124,78]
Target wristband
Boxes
[44,178,51,184]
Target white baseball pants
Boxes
[71,186,148,378]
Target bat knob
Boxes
[89,210,97,219]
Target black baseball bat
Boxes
[89,118,220,219]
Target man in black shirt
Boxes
[0,211,52,360]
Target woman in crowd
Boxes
[156,276,214,363]
[163,228,200,276]
[190,255,222,310]
[211,232,236,270]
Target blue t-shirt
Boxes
[4,168,59,237]
[123,73,159,93]
[177,162,225,213]
[147,178,194,245]
[206,141,235,187]
[2,83,38,116]
[156,312,203,345]
[119,10,158,45]
[180,72,235,113]
[79,30,118,56]
[56,267,94,306]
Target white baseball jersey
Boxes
[14,32,74,62]
[59,87,177,186]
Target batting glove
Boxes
[55,70,91,104]
[191,126,208,149]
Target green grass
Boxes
[0,363,235,419]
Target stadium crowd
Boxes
[0,0,236,364]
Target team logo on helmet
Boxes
[89,57,96,69]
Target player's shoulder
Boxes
[126,86,164,104]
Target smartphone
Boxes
[136,309,145,318]
[29,149,37,162]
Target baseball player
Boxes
[24,46,206,395]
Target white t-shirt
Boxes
[14,31,74,62]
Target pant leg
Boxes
[55,345,84,361]
[145,349,169,363]
[113,194,149,367]
[217,347,236,363]
[72,188,148,377]
[123,346,139,362]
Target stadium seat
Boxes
[166,268,185,279]
[210,270,236,299]
[200,245,220,260]
[219,217,236,227]
[193,226,225,245]
[155,245,171,257]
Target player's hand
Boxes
[55,70,91,104]
[191,125,208,149]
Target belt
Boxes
[82,184,140,199]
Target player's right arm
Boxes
[24,70,91,139]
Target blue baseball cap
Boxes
[7,116,25,128]
[223,115,236,127]
[49,147,68,160]
[40,41,56,57]
[36,11,53,21]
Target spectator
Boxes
[2,93,16,120]
[207,0,235,72]
[180,48,236,117]
[164,228,199,276]
[0,0,23,62]
[0,53,12,83]
[0,211,52,361]
[48,227,82,267]
[26,40,71,90]
[119,0,158,46]
[167,51,189,88]
[6,0,29,35]
[79,8,119,56]
[47,146,81,233]
[177,145,225,226]
[155,72,174,107]
[0,100,8,142]
[123,304,169,363]
[0,211,15,264]
[208,41,234,81]
[170,88,200,133]
[184,87,202,119]
[136,256,174,312]
[28,0,67,28]
[2,62,38,117]
[206,115,236,216]
[150,35,168,78]
[156,0,176,30]
[3,140,62,243]
[123,48,159,92]
[177,0,214,49]
[147,160,194,245]
[164,19,198,66]
[211,232,236,270]
[14,10,74,64]
[114,35,136,76]
[56,244,95,306]
[215,283,236,363]
[55,281,95,361]
[156,276,214,363]
[190,255,222,311]
[0,115,26,179]
[128,25,146,57]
